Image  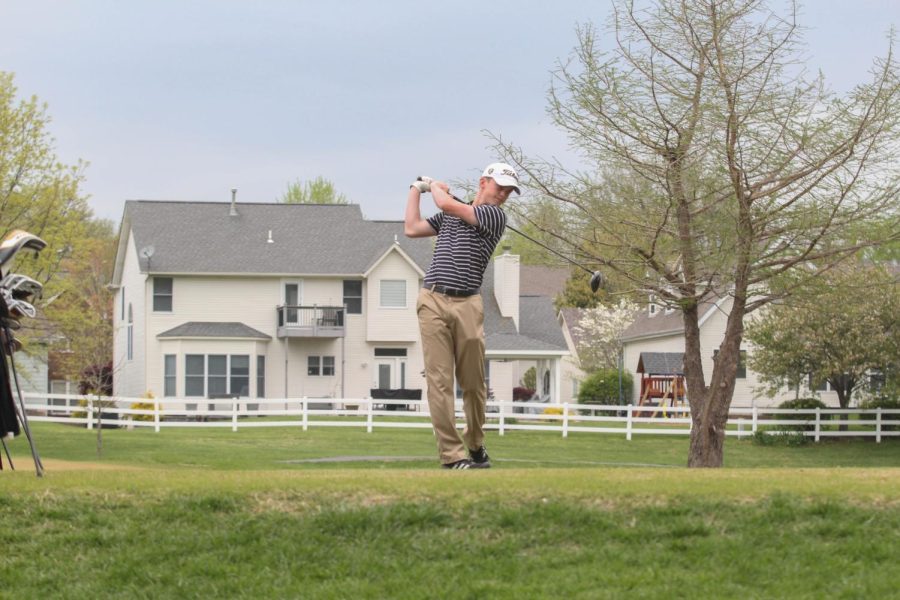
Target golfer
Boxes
[404,163,521,469]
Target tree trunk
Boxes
[688,408,727,467]
[832,375,855,432]
[685,292,746,467]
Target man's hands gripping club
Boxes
[410,176,435,194]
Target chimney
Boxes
[493,247,520,331]
[230,188,238,217]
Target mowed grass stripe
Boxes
[0,487,898,598]
[7,422,900,471]
[2,424,899,597]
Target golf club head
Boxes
[5,336,22,354]
[2,273,43,298]
[7,299,36,319]
[0,230,47,270]
[589,271,604,293]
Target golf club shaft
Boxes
[0,436,13,470]
[449,194,596,276]
[4,323,43,476]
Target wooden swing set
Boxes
[636,352,687,418]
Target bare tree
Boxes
[493,0,900,466]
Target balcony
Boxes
[276,305,345,338]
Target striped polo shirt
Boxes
[423,204,507,291]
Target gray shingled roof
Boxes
[559,307,586,348]
[481,267,567,354]
[621,297,722,341]
[519,265,570,297]
[158,322,272,339]
[636,352,684,375]
[122,201,433,275]
[121,200,566,355]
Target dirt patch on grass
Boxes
[34,458,148,472]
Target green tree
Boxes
[277,176,348,204]
[494,0,900,466]
[557,269,603,309]
[746,264,900,412]
[1,71,98,367]
[42,231,117,457]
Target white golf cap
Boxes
[482,162,521,194]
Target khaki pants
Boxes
[416,288,486,464]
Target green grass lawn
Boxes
[2,423,898,598]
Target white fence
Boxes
[22,393,900,442]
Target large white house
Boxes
[110,200,570,406]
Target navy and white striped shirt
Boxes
[423,204,507,291]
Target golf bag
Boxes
[0,229,48,476]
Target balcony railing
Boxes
[276,305,345,338]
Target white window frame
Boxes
[308,355,336,377]
[380,279,407,309]
[127,304,133,361]
[153,277,173,312]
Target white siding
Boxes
[113,231,147,399]
[114,230,430,401]
[10,346,48,395]
[366,250,420,342]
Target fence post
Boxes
[814,407,821,443]
[499,401,505,436]
[302,397,308,431]
[232,398,238,432]
[154,398,160,433]
[752,406,758,434]
[562,402,569,438]
[87,396,94,430]
[876,407,882,444]
[737,419,744,440]
[367,397,373,433]
[626,405,633,441]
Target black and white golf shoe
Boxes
[442,459,475,470]
[469,446,491,468]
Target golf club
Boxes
[0,230,47,269]
[416,178,604,292]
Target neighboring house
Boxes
[110,200,569,407]
[556,307,590,402]
[500,263,585,403]
[620,294,841,408]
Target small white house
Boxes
[620,295,841,407]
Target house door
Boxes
[374,358,406,389]
[284,282,301,325]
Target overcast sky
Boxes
[2,0,898,224]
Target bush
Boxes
[513,387,536,401]
[777,397,829,432]
[751,429,809,446]
[578,369,633,406]
[520,367,536,391]
[858,396,900,431]
[130,391,157,422]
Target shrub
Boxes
[751,429,809,446]
[777,397,829,432]
[513,387,536,401]
[130,391,157,422]
[520,367,536,391]
[858,396,900,431]
[578,369,633,406]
